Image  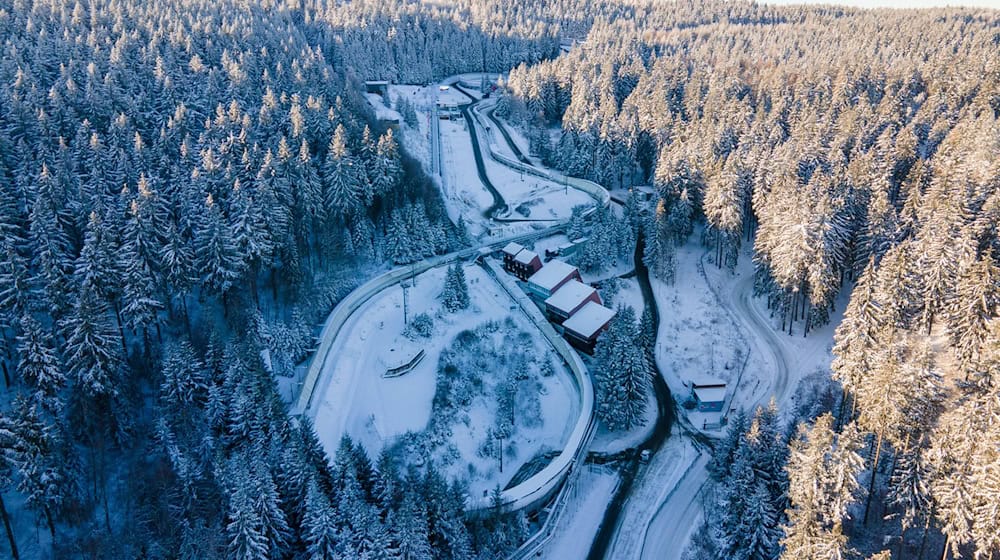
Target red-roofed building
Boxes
[562,301,615,354]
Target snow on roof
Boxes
[545,280,596,314]
[694,385,727,403]
[502,242,524,257]
[514,249,539,265]
[365,80,390,85]
[563,301,615,339]
[691,375,726,388]
[528,259,578,291]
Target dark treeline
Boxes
[0,0,528,558]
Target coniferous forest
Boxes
[0,0,998,559]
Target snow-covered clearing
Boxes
[441,117,593,221]
[364,92,401,121]
[308,263,578,498]
[439,118,495,224]
[632,233,845,558]
[540,467,620,560]
[604,275,644,313]
[650,237,761,431]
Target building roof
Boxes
[514,249,539,266]
[527,260,578,291]
[691,375,726,388]
[365,80,390,86]
[693,385,727,403]
[545,280,597,314]
[562,301,615,339]
[502,242,524,257]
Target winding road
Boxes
[728,272,792,406]
[635,255,795,560]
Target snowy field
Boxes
[441,117,594,222]
[364,92,401,122]
[308,263,579,498]
[439,118,498,228]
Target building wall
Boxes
[696,400,724,413]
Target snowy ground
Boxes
[364,92,401,122]
[308,263,579,498]
[630,234,845,559]
[605,275,644,312]
[439,118,495,227]
[440,117,593,222]
[650,237,759,431]
[541,466,621,559]
[589,389,657,454]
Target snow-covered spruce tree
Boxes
[395,491,434,560]
[229,179,275,304]
[61,283,121,399]
[225,467,269,560]
[440,263,470,312]
[593,306,650,431]
[703,162,744,270]
[945,250,999,373]
[193,193,243,299]
[708,409,749,482]
[28,164,75,324]
[0,415,19,559]
[373,129,403,198]
[780,414,864,560]
[5,396,78,540]
[643,202,675,283]
[302,480,339,560]
[0,237,32,338]
[831,257,885,425]
[925,324,1000,559]
[120,198,164,345]
[16,315,64,406]
[323,124,366,221]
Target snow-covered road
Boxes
[634,251,798,560]
[727,270,792,407]
[639,450,709,560]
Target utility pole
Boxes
[402,281,410,325]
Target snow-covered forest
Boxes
[0,0,998,558]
